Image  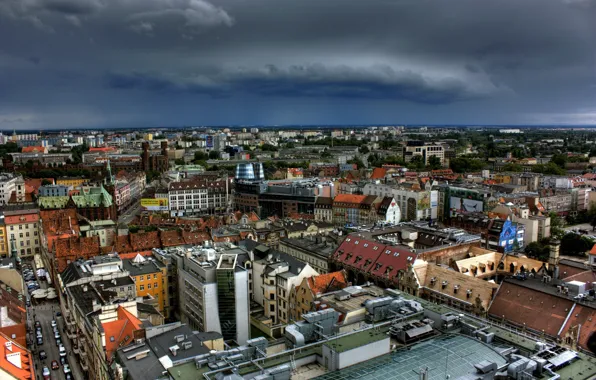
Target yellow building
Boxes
[0,222,8,257]
[122,254,168,317]
[56,177,86,187]
[493,174,512,184]
[144,133,153,141]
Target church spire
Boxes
[106,157,114,185]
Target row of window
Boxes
[139,283,159,290]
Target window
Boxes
[110,336,115,342]
[140,285,144,291]
[140,275,144,281]
[373,246,379,250]
[147,284,151,289]
[154,282,158,288]
[269,305,275,312]
[154,274,157,279]
[270,293,275,300]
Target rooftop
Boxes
[315,334,507,380]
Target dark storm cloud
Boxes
[107,64,499,104]
[0,0,594,128]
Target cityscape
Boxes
[1,0,596,379]
[0,126,594,380]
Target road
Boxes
[28,261,84,380]
[118,198,142,225]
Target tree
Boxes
[551,153,568,169]
[525,241,550,261]
[428,155,442,170]
[261,143,278,152]
[449,157,486,173]
[359,145,370,154]
[347,157,365,169]
[549,211,566,239]
[560,232,592,256]
[174,158,185,165]
[408,155,425,171]
[321,149,332,158]
[502,163,523,172]
[209,151,220,159]
[41,179,53,186]
[194,151,208,161]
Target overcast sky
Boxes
[1,0,595,129]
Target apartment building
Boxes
[402,141,444,165]
[121,253,168,317]
[332,194,379,226]
[0,173,20,206]
[252,248,318,326]
[168,178,229,216]
[363,183,437,221]
[175,247,250,344]
[3,209,40,258]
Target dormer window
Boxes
[467,289,473,299]
[442,281,448,289]
[453,285,460,294]
[430,277,436,286]
[375,263,382,271]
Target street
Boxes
[27,261,84,380]
[118,198,142,225]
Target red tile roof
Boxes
[89,147,117,153]
[0,324,27,347]
[333,194,370,205]
[558,304,596,352]
[21,146,45,153]
[101,306,143,362]
[370,168,387,180]
[488,281,572,337]
[561,270,596,288]
[332,234,416,279]
[159,230,186,247]
[307,271,347,295]
[25,178,54,194]
[0,331,35,380]
[182,230,211,245]
[589,244,596,256]
[4,212,39,225]
[130,231,160,251]
[117,251,153,260]
[54,236,101,272]
[40,209,80,251]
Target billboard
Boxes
[141,198,169,211]
[430,191,438,208]
[449,196,483,216]
[206,135,214,148]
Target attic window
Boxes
[467,289,472,299]
[373,246,379,250]
[393,252,399,257]
[385,249,391,254]
[363,243,368,247]
[110,336,115,342]
[346,238,351,242]
[374,263,382,271]
[354,241,359,245]
[442,281,448,289]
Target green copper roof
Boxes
[71,185,113,208]
[38,196,69,209]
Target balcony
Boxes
[73,346,79,354]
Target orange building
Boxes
[121,252,168,318]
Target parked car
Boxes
[42,366,50,380]
[39,350,47,360]
[56,311,62,317]
[63,364,71,374]
[54,331,60,340]
[51,360,59,370]
[37,337,43,346]
[59,344,66,357]
[60,356,68,365]
[51,320,57,328]
[34,321,41,328]
[56,337,62,347]
[65,374,73,380]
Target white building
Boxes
[0,173,21,206]
[252,250,318,326]
[363,183,437,221]
[168,178,229,216]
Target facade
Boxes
[332,194,379,226]
[235,162,265,181]
[376,196,401,224]
[0,173,20,206]
[56,177,87,187]
[168,177,229,216]
[402,141,444,165]
[9,152,72,165]
[0,219,8,258]
[175,247,250,345]
[278,237,337,274]
[253,249,318,326]
[289,271,348,322]
[3,209,40,258]
[69,185,117,221]
[315,197,333,222]
[363,183,437,221]
[437,184,491,220]
[122,253,168,316]
[141,141,169,173]
[39,184,71,197]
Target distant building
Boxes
[332,194,379,226]
[402,140,444,165]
